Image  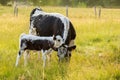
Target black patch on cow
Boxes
[21,39,54,51]
[33,15,64,38]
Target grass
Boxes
[0,6,120,80]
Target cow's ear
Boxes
[53,36,56,40]
[68,45,76,51]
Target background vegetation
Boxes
[0,0,120,8]
[0,6,120,80]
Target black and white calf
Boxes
[29,8,76,61]
[15,33,56,67]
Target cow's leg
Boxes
[15,50,24,66]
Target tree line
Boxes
[0,0,120,7]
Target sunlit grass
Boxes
[0,6,120,80]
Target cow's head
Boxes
[54,44,76,62]
[53,35,76,61]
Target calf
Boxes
[15,33,57,67]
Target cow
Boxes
[15,33,57,67]
[29,8,76,62]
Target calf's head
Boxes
[53,35,64,48]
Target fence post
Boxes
[14,0,18,17]
[94,6,97,18]
[14,5,18,17]
[66,5,68,17]
[98,7,101,18]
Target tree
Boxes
[0,0,120,7]
[0,0,11,5]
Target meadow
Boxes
[0,6,120,80]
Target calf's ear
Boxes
[68,45,76,51]
[53,35,56,40]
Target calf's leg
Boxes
[15,50,24,66]
[42,50,47,68]
[24,50,29,66]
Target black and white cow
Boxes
[29,8,76,61]
[15,33,57,67]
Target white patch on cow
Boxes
[62,18,69,42]
[54,35,63,47]
[20,33,53,42]
[69,40,75,47]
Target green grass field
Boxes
[0,6,120,80]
